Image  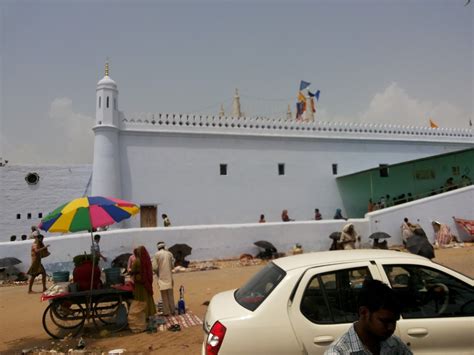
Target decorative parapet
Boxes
[119,112,473,143]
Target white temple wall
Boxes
[119,130,468,227]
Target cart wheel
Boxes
[93,295,128,332]
[42,301,85,339]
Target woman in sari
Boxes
[130,246,156,318]
[27,234,49,293]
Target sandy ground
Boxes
[0,247,472,355]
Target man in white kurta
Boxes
[153,242,176,316]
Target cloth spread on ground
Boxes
[163,312,203,329]
[453,217,474,236]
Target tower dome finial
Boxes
[105,59,110,77]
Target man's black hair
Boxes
[358,279,401,315]
[94,234,101,240]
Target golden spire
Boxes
[105,61,109,77]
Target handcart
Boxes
[42,287,133,339]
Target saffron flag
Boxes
[298,91,306,103]
[429,118,439,128]
[299,80,311,91]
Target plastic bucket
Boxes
[104,267,122,285]
[52,271,70,283]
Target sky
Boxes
[0,0,472,164]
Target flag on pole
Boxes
[308,90,321,101]
[299,80,311,91]
[429,118,439,128]
[315,90,320,101]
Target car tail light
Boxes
[206,321,227,355]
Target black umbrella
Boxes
[0,257,22,268]
[329,232,341,241]
[254,240,277,252]
[406,235,435,260]
[111,253,132,269]
[369,232,392,239]
[168,244,193,259]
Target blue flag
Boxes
[309,90,321,101]
[299,80,311,91]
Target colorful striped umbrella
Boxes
[39,196,140,233]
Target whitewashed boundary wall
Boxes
[0,219,368,273]
[1,187,470,273]
[367,186,474,244]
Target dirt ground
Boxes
[0,246,472,355]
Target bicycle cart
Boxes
[42,288,133,339]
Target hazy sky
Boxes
[0,0,472,164]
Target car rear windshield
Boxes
[234,262,286,311]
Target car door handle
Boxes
[314,336,335,345]
[407,328,429,337]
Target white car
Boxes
[203,250,474,354]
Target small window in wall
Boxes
[220,164,227,176]
[106,96,109,108]
[379,164,389,177]
[10,235,16,242]
[278,163,285,176]
[38,212,43,218]
[21,235,27,241]
[27,213,31,219]
[98,96,101,108]
[16,214,21,219]
[452,166,460,176]
[332,164,338,175]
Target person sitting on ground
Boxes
[162,214,171,227]
[324,279,412,355]
[338,223,360,250]
[281,209,294,222]
[432,221,459,247]
[333,208,347,220]
[259,214,266,223]
[27,234,49,293]
[314,208,322,220]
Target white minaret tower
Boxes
[219,104,225,117]
[232,88,242,117]
[287,104,292,120]
[91,61,122,198]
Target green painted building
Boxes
[336,148,474,218]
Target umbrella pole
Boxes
[88,231,95,320]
